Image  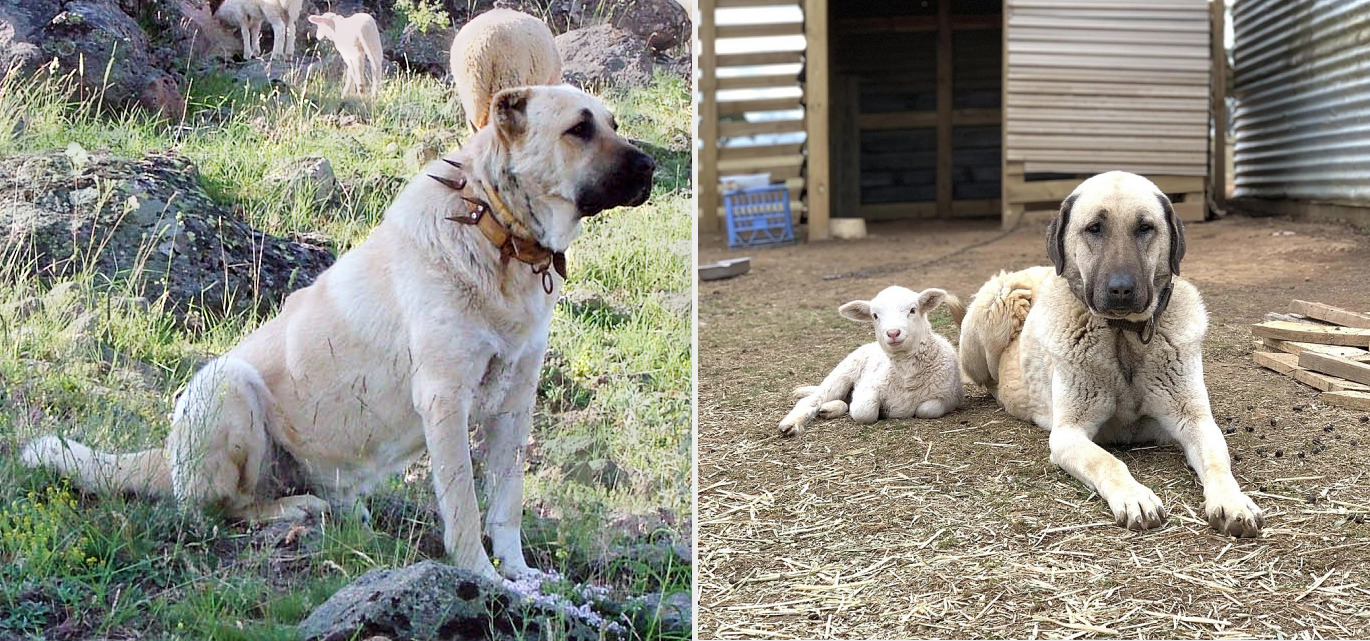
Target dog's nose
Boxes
[632,149,655,176]
[1105,272,1138,308]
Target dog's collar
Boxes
[1106,281,1173,344]
[429,159,565,294]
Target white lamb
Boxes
[779,286,965,437]
[216,0,303,60]
[308,12,384,98]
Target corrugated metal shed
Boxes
[1005,0,1211,177]
[1232,0,1370,203]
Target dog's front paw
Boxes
[1204,488,1264,538]
[1106,483,1168,531]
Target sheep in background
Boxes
[216,0,303,60]
[780,286,964,437]
[449,9,562,131]
[308,12,384,98]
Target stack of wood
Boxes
[1251,301,1370,411]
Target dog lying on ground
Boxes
[955,171,1263,537]
[308,12,384,98]
[450,9,562,131]
[215,0,303,60]
[22,84,656,580]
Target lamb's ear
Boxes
[1157,193,1186,275]
[917,288,947,313]
[492,88,531,141]
[838,300,872,322]
[1046,193,1078,276]
[307,14,329,25]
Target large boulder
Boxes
[554,25,652,89]
[0,0,185,119]
[610,0,688,53]
[297,561,628,641]
[0,147,334,321]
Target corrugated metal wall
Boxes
[1004,0,1211,177]
[1232,0,1370,202]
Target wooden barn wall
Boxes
[1004,0,1211,177]
[834,21,1001,218]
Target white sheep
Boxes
[779,286,964,437]
[308,12,384,98]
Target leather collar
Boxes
[1106,280,1173,344]
[429,159,565,294]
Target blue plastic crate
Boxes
[724,185,795,248]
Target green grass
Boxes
[0,64,691,640]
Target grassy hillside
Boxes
[0,65,691,640]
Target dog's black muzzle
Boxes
[576,146,656,217]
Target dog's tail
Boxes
[20,436,171,496]
[958,266,1052,386]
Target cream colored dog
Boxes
[216,0,303,60]
[450,9,562,131]
[308,12,384,98]
[21,85,656,580]
[957,171,1263,538]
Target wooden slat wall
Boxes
[1004,0,1210,177]
[697,2,812,235]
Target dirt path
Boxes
[698,216,1370,639]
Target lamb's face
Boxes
[839,286,948,354]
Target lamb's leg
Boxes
[268,15,288,59]
[817,400,848,419]
[779,353,862,437]
[915,399,951,419]
[237,23,254,59]
[849,386,880,424]
[791,385,820,399]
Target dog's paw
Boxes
[1106,483,1168,531]
[1204,489,1264,538]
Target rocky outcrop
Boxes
[555,25,653,89]
[609,0,688,53]
[0,146,334,321]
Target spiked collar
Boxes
[429,159,565,294]
[1105,280,1174,344]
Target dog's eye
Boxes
[1137,222,1155,234]
[1085,222,1102,234]
[565,121,593,140]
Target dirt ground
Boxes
[697,215,1370,639]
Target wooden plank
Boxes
[1001,8,1011,227]
[804,0,830,241]
[1290,300,1370,330]
[1025,161,1207,177]
[718,117,806,138]
[717,73,802,91]
[1260,338,1370,361]
[1210,0,1225,208]
[832,74,860,220]
[717,153,805,175]
[717,0,797,7]
[718,142,804,161]
[1172,200,1204,223]
[717,51,804,67]
[1005,176,1205,204]
[860,199,1001,220]
[936,0,953,220]
[860,108,1000,131]
[1251,321,1370,348]
[1321,391,1370,412]
[717,22,804,39]
[698,0,720,232]
[1006,107,1206,125]
[834,13,1002,34]
[1299,352,1370,387]
[1007,135,1207,153]
[1254,351,1300,375]
[1292,368,1370,393]
[718,96,804,116]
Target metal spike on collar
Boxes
[442,158,463,169]
[428,173,465,191]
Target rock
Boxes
[611,0,689,53]
[0,149,334,322]
[555,25,653,89]
[625,591,691,636]
[297,560,627,641]
[0,0,63,71]
[26,0,185,119]
[267,156,338,207]
[393,22,452,76]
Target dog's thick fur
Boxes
[450,9,562,131]
[21,85,656,580]
[216,0,303,60]
[309,12,383,98]
[957,171,1263,538]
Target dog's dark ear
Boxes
[1157,193,1186,275]
[1046,193,1078,276]
[492,88,531,141]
